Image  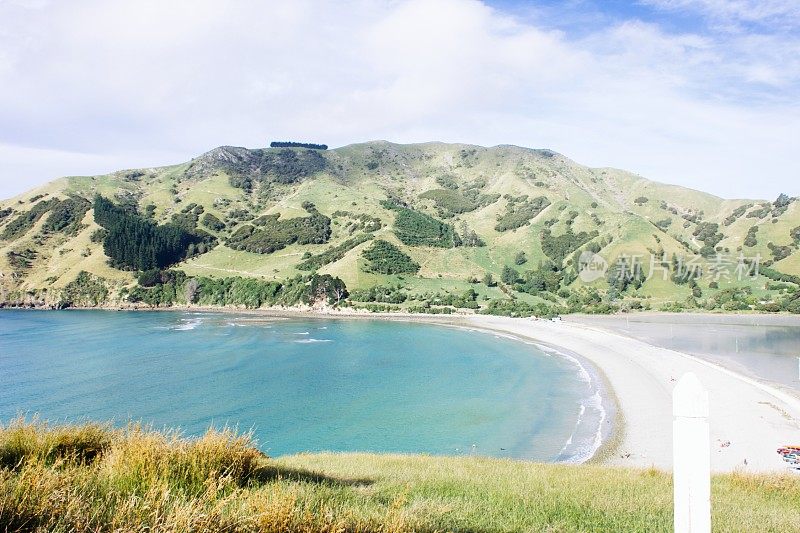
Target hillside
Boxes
[1,141,799,315]
[2,421,799,531]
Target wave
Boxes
[558,404,587,454]
[446,321,607,463]
[225,321,263,327]
[531,343,605,464]
[292,331,310,335]
[557,350,593,384]
[557,389,607,464]
[293,338,333,344]
[172,318,203,331]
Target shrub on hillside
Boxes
[128,272,347,309]
[501,265,520,285]
[382,202,457,248]
[479,299,559,318]
[419,189,478,214]
[693,222,724,257]
[42,196,91,235]
[747,204,771,219]
[201,213,226,231]
[768,242,793,262]
[540,227,599,264]
[361,239,420,274]
[495,196,551,232]
[1,198,61,240]
[790,226,800,245]
[221,148,327,191]
[744,226,759,247]
[60,271,109,307]
[655,218,672,230]
[298,234,373,271]
[724,204,753,226]
[226,204,331,254]
[349,285,407,304]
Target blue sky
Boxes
[0,0,798,199]
[490,0,789,35]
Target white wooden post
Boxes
[673,372,711,533]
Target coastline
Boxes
[426,320,619,466]
[462,315,800,472]
[4,305,800,471]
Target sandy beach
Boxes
[454,314,800,473]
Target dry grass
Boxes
[2,420,799,532]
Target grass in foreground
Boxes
[1,421,799,532]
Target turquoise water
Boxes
[0,310,597,461]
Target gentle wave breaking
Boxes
[540,345,606,464]
[172,318,203,331]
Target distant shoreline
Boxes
[5,301,800,321]
[567,311,800,326]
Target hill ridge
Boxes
[1,141,798,315]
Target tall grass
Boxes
[2,419,799,532]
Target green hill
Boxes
[1,141,799,315]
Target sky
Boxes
[0,0,798,200]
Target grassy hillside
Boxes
[2,421,799,532]
[1,141,799,315]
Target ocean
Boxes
[0,310,603,462]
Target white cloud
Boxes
[0,0,797,200]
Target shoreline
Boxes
[429,320,619,465]
[469,316,800,472]
[168,307,622,464]
[4,305,800,471]
[6,300,800,320]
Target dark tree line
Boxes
[93,195,214,271]
[270,142,328,150]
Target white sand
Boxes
[464,315,800,473]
